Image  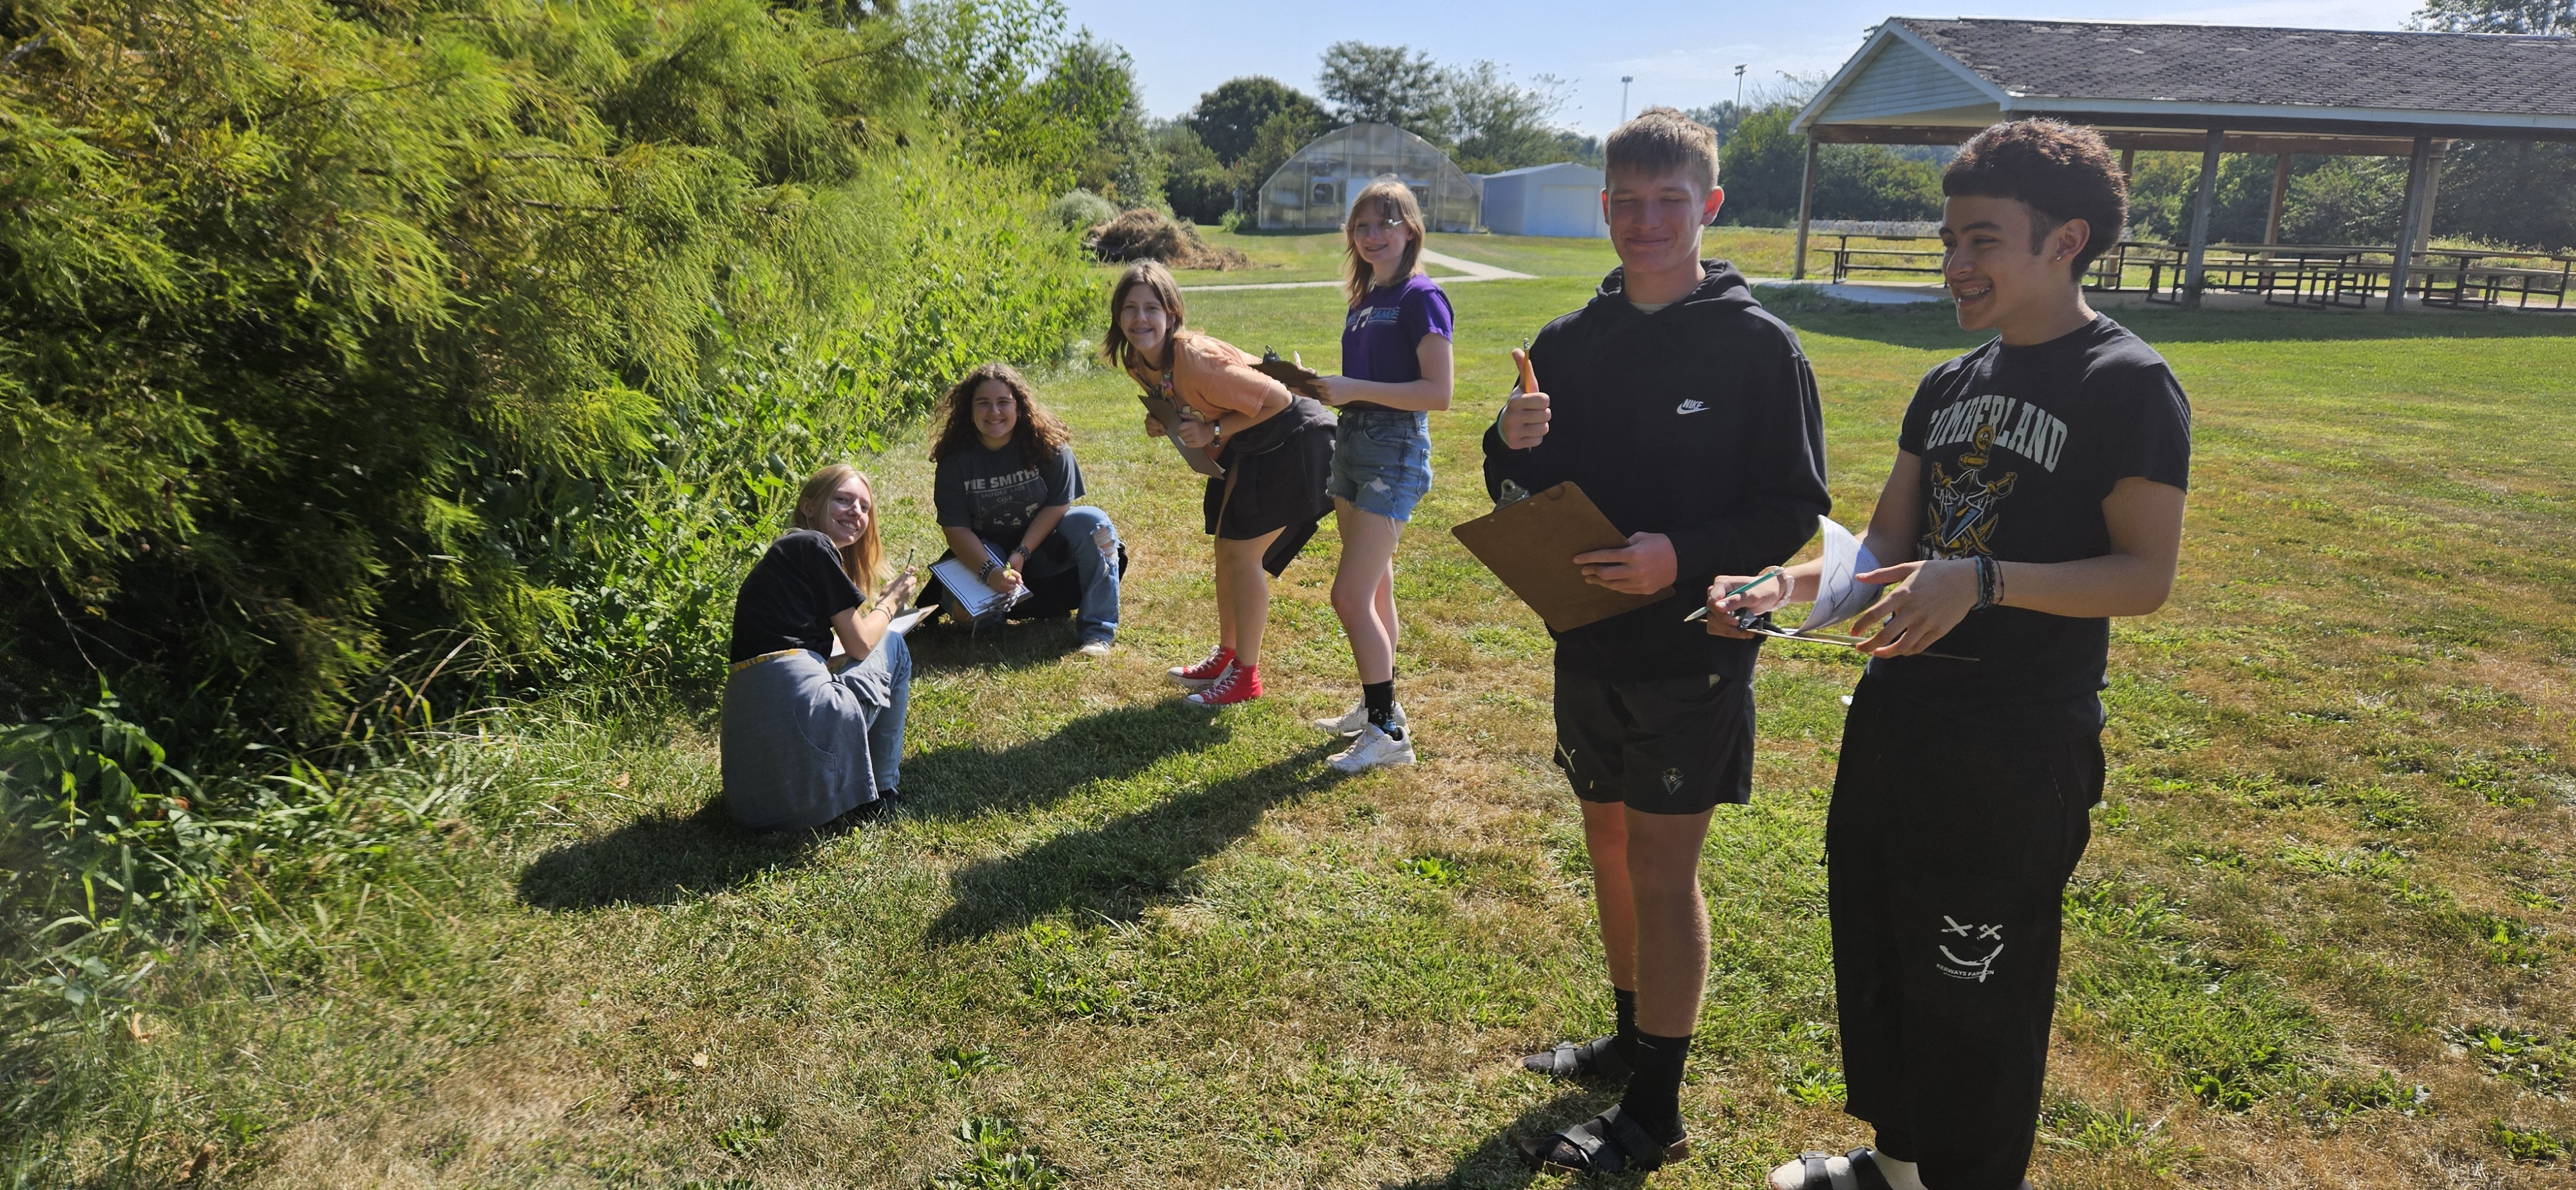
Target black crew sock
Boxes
[1362,680,1403,739]
[1612,986,1639,1064]
[1618,1030,1692,1141]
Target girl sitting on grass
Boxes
[1105,260,1336,708]
[1310,178,1454,773]
[923,362,1122,655]
[720,463,922,831]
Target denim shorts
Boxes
[1327,409,1433,522]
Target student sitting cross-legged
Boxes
[922,363,1122,655]
[1486,108,1831,1177]
[1714,120,2192,1190]
[721,463,923,831]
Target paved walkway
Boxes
[1179,249,1536,292]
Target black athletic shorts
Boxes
[1553,671,1756,816]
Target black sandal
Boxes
[1777,1148,1894,1190]
[1518,1035,1633,1082]
[1516,1104,1687,1176]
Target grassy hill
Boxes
[27,283,2576,1189]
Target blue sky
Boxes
[1061,0,2423,137]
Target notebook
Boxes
[1449,482,1674,632]
[929,552,1028,625]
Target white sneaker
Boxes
[1329,723,1416,773]
[1312,700,1406,735]
[1076,639,1114,657]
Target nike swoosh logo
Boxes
[1676,400,1708,415]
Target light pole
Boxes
[1620,75,1633,124]
[1734,64,1747,109]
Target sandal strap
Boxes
[1791,1151,1860,1190]
[1846,1148,1896,1190]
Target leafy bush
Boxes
[0,0,1099,755]
[1048,189,1120,230]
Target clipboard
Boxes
[1450,482,1674,632]
[1137,392,1226,478]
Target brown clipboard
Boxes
[1450,482,1674,632]
[1136,392,1226,478]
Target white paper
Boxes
[1799,515,1885,632]
[885,607,932,636]
[928,554,1028,623]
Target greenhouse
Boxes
[1257,122,1482,232]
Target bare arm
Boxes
[1848,475,2183,656]
[828,569,922,665]
[1707,451,1924,630]
[1318,334,1454,411]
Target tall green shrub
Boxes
[0,0,1098,755]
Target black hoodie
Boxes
[1482,260,1830,681]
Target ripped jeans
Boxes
[1030,505,1121,645]
[1327,408,1432,522]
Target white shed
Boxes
[1473,162,1606,238]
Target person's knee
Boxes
[1624,844,1705,898]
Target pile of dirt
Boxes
[1086,209,1249,271]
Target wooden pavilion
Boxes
[1789,19,2576,309]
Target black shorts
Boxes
[1553,672,1756,816]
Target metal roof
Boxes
[1795,19,2576,140]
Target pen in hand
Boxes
[1682,568,1786,623]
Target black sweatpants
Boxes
[1827,684,2101,1190]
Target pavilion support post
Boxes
[2387,135,2432,313]
[2263,154,2289,247]
[2119,147,2135,179]
[2181,128,2224,310]
[1792,136,1819,281]
[2416,142,2445,247]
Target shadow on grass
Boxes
[1780,299,2576,352]
[925,751,1345,941]
[515,795,815,910]
[904,699,1235,821]
[1379,1086,1624,1190]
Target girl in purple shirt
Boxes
[1311,179,1455,772]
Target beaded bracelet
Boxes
[1971,554,1998,610]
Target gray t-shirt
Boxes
[933,441,1083,560]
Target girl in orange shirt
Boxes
[1104,261,1336,707]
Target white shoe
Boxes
[1076,639,1114,657]
[1312,700,1406,735]
[1329,723,1416,773]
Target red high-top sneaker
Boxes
[1184,662,1262,707]
[1166,645,1235,690]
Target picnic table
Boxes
[2110,241,2573,310]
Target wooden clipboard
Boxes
[1450,482,1674,632]
[1136,392,1225,478]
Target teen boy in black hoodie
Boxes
[1721,121,2191,1190]
[1486,107,1830,1176]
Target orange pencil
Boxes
[1512,343,1539,396]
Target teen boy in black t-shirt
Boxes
[1484,108,1832,1178]
[1716,121,2191,1190]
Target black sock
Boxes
[1363,680,1402,739]
[1618,1030,1691,1141]
[1612,986,1639,1063]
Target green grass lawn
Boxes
[27,285,2576,1189]
[1141,227,1805,287]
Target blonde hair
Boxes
[1341,178,1427,305]
[1101,261,1188,374]
[790,463,884,594]
[1605,106,1719,196]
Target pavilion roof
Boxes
[1795,19,2576,144]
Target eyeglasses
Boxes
[1347,217,1407,235]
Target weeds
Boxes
[2452,1024,2571,1095]
[936,1117,1065,1189]
[2489,1120,2568,1164]
[1781,1061,1847,1107]
[2040,1099,2194,1174]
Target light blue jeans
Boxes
[1039,505,1121,645]
[841,629,911,795]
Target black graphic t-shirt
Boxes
[726,529,862,664]
[933,441,1084,562]
[1866,315,2192,726]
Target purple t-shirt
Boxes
[1340,274,1454,411]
